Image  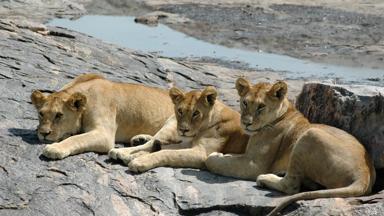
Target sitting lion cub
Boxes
[206,78,375,216]
[31,74,174,159]
[108,86,249,172]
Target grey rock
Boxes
[134,11,191,26]
[0,1,383,215]
[0,17,286,216]
[296,83,384,168]
[287,191,384,216]
[0,0,87,22]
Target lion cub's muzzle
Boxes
[37,127,52,141]
[179,131,194,137]
[241,115,255,130]
[37,134,55,143]
[178,124,195,137]
[37,127,62,143]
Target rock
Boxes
[135,11,191,26]
[0,1,383,215]
[286,192,384,216]
[296,83,384,168]
[135,11,168,26]
[0,16,290,216]
[0,0,86,22]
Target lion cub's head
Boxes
[169,86,217,138]
[31,90,87,142]
[235,78,289,135]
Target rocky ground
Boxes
[1,0,384,215]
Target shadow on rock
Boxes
[105,158,126,166]
[125,170,143,176]
[38,154,52,162]
[373,168,384,193]
[8,128,41,145]
[180,169,239,184]
[252,185,285,197]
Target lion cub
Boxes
[108,86,249,172]
[206,78,375,216]
[31,74,174,159]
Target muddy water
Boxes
[48,15,384,85]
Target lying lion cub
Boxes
[31,74,174,159]
[206,78,375,216]
[108,86,249,172]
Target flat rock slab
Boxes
[0,17,383,216]
[0,17,284,216]
[296,83,384,168]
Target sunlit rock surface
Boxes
[0,1,383,215]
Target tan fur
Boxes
[108,86,249,172]
[31,73,174,159]
[206,78,375,216]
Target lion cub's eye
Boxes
[192,110,200,118]
[242,100,248,108]
[256,104,266,113]
[55,112,63,121]
[177,108,183,116]
[38,111,44,118]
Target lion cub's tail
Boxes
[267,178,373,216]
[60,73,105,90]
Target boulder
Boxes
[134,11,191,26]
[296,83,384,168]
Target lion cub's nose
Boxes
[40,130,52,137]
[242,122,252,127]
[242,115,253,127]
[179,125,191,134]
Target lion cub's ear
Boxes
[236,78,251,96]
[169,87,185,104]
[31,90,47,109]
[267,81,288,101]
[201,86,217,107]
[66,92,87,112]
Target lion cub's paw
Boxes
[108,148,120,160]
[205,152,224,168]
[109,148,136,164]
[128,158,152,173]
[43,144,70,159]
[208,152,224,158]
[119,153,137,165]
[206,152,224,163]
[205,152,227,171]
[130,134,153,146]
[256,174,280,187]
[108,148,130,160]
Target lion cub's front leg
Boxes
[128,136,225,172]
[206,153,263,180]
[108,139,160,164]
[128,146,206,173]
[43,143,71,159]
[43,128,115,159]
[109,116,179,164]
